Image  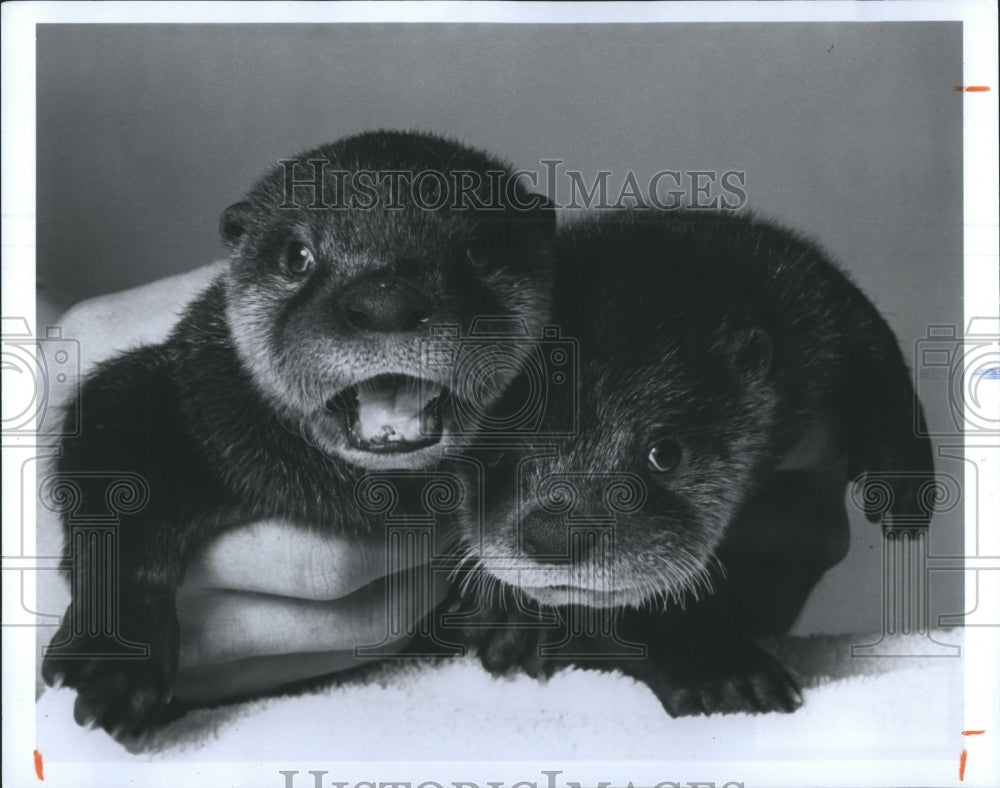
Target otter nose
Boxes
[340,278,430,332]
[520,513,593,564]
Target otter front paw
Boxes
[42,602,179,741]
[461,603,562,679]
[637,639,803,716]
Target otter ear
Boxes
[508,179,556,240]
[524,192,556,240]
[470,190,556,259]
[220,201,253,249]
[732,327,772,378]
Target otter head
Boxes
[461,220,779,609]
[220,131,555,470]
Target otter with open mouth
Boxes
[41,130,555,739]
[455,209,935,716]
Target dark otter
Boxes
[41,130,555,739]
[456,209,934,715]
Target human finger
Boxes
[180,519,437,601]
[176,566,450,669]
[171,638,409,704]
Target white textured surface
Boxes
[35,631,965,763]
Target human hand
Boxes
[173,521,449,703]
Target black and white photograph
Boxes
[2,2,998,787]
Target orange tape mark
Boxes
[954,86,991,92]
[959,730,986,780]
[33,750,44,781]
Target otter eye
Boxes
[648,440,683,474]
[285,242,315,275]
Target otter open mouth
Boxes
[327,373,448,453]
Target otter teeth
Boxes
[347,377,443,451]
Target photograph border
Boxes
[3,2,997,786]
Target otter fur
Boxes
[457,209,934,716]
[41,130,555,739]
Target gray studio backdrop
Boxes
[35,22,965,635]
